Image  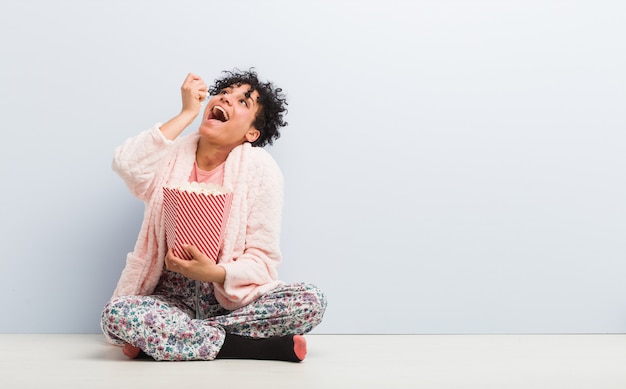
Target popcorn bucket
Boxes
[162,183,233,262]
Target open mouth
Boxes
[211,106,229,122]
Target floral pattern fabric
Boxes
[101,270,326,361]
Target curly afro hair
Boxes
[208,68,288,147]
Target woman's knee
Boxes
[100,296,131,343]
[298,283,327,327]
[101,296,129,321]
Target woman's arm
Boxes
[160,73,207,140]
[112,73,207,201]
[112,126,174,201]
[217,153,285,301]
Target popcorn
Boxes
[166,181,227,196]
[163,183,233,262]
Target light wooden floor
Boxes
[2,334,626,388]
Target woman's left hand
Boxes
[165,246,226,283]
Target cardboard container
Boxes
[163,186,233,262]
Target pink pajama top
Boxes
[110,124,285,311]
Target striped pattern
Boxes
[163,187,233,262]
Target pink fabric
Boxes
[189,161,225,185]
[110,124,284,311]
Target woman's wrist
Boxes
[203,264,226,284]
[160,110,198,140]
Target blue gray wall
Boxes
[1,0,624,334]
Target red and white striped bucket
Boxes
[163,187,233,262]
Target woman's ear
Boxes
[245,128,261,143]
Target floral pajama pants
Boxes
[101,270,327,361]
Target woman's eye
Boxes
[240,100,248,107]
[221,90,228,95]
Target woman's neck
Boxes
[195,138,233,171]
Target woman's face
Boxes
[198,83,261,148]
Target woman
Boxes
[101,69,327,362]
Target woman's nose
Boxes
[220,93,232,105]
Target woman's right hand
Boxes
[160,73,208,140]
[180,73,208,117]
